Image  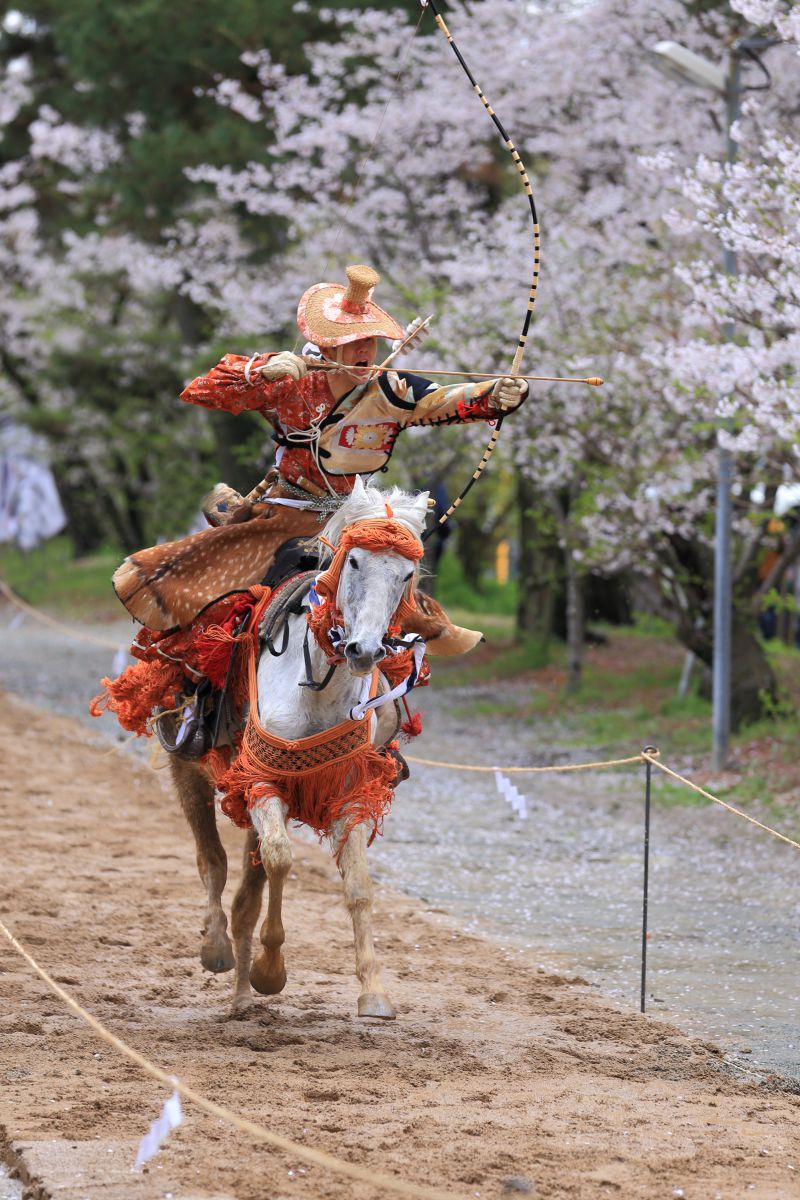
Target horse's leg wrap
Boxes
[336,822,396,1020]
[171,758,234,973]
[229,826,266,1013]
[249,792,291,996]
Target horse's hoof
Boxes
[250,954,287,996]
[201,937,235,974]
[228,993,255,1020]
[357,993,396,1020]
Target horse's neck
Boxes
[256,608,364,740]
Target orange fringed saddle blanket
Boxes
[216,654,401,857]
[90,586,271,739]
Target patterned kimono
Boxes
[181,353,497,494]
[112,355,498,630]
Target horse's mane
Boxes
[319,481,429,550]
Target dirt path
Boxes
[1,694,799,1200]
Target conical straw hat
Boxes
[297,264,405,347]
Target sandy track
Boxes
[1,694,798,1200]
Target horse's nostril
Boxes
[346,641,362,659]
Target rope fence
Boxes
[407,749,800,852]
[0,918,465,1200]
[0,578,122,651]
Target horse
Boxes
[170,479,430,1020]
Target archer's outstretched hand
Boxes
[259,352,308,382]
[489,377,528,412]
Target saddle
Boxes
[155,539,322,760]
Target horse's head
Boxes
[312,479,429,676]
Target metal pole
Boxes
[640,747,656,1013]
[711,51,741,772]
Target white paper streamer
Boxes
[112,645,128,677]
[495,770,528,819]
[134,1087,182,1170]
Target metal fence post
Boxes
[640,747,657,1013]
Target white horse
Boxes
[171,479,429,1019]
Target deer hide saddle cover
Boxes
[112,507,483,656]
[113,505,324,631]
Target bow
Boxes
[421,0,541,541]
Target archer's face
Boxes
[334,337,378,379]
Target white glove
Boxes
[490,376,528,412]
[392,315,430,355]
[258,352,308,382]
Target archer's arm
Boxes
[180,353,276,414]
[383,371,521,427]
[180,352,330,422]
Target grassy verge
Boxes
[0,536,123,621]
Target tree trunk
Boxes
[453,512,495,592]
[565,546,585,693]
[730,612,777,728]
[515,475,559,642]
[648,534,777,730]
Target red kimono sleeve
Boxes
[180,353,274,416]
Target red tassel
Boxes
[194,628,237,689]
[400,696,423,741]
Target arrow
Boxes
[302,360,604,387]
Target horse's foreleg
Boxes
[248,792,291,996]
[229,827,266,1013]
[170,758,234,973]
[336,822,396,1020]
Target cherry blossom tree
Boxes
[2,0,798,727]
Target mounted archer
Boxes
[113,263,527,632]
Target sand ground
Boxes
[1,693,799,1200]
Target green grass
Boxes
[433,551,518,615]
[0,536,122,620]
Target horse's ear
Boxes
[352,475,367,501]
[412,490,430,527]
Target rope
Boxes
[0,919,466,1200]
[409,749,800,852]
[0,579,122,651]
[641,752,800,852]
[405,753,645,773]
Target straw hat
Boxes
[297,264,405,348]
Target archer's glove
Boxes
[489,376,528,412]
[259,352,308,382]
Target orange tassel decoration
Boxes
[216,651,399,859]
[90,659,183,735]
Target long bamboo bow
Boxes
[421,0,542,540]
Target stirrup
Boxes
[154,692,212,760]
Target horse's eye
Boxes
[349,557,360,570]
[404,572,413,582]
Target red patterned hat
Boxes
[297,264,405,348]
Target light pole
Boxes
[649,37,777,771]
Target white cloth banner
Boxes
[134,1087,183,1170]
[495,770,528,819]
[0,453,66,550]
